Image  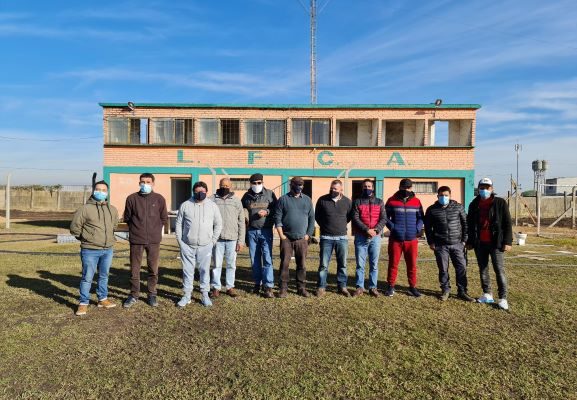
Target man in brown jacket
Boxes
[122,173,168,308]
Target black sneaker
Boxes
[384,285,395,297]
[123,296,138,308]
[252,285,261,295]
[408,287,422,298]
[457,292,476,302]
[147,295,159,307]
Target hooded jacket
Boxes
[466,194,513,248]
[175,198,223,248]
[425,200,468,246]
[70,197,119,249]
[210,191,245,243]
[385,190,424,242]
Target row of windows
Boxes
[106,117,471,147]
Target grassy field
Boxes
[1,218,576,399]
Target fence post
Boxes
[536,185,541,236]
[30,187,34,210]
[572,187,576,230]
[5,173,10,229]
[83,186,88,204]
[56,190,61,211]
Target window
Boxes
[230,178,251,191]
[339,122,358,146]
[245,120,286,145]
[384,121,404,146]
[292,119,330,145]
[152,118,193,144]
[198,119,240,145]
[107,118,143,144]
[412,181,438,194]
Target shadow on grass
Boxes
[16,220,71,229]
[6,273,77,310]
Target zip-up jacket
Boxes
[241,188,277,230]
[352,195,387,237]
[70,197,119,249]
[425,200,468,246]
[123,191,168,245]
[466,194,513,248]
[175,198,223,248]
[385,191,424,242]
[210,192,245,244]
[315,194,352,236]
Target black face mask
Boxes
[330,190,340,198]
[291,184,303,193]
[362,189,373,197]
[217,188,230,197]
[399,189,410,198]
[193,192,207,201]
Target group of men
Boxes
[71,172,513,316]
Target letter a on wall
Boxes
[387,152,405,166]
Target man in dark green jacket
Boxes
[70,180,119,316]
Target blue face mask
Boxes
[93,191,107,202]
[193,191,207,201]
[140,183,152,194]
[362,189,373,197]
[479,189,491,199]
[438,195,450,206]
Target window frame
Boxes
[291,119,331,146]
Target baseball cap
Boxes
[478,177,493,187]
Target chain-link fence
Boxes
[0,185,93,211]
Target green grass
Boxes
[1,222,577,399]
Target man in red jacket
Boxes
[384,178,424,297]
[122,173,168,308]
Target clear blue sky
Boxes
[1,0,577,194]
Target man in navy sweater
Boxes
[315,180,353,297]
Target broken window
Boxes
[292,119,330,145]
[107,118,143,144]
[339,122,358,146]
[245,120,286,145]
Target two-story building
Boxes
[101,103,479,218]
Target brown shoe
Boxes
[226,288,238,298]
[76,304,88,316]
[316,288,326,297]
[338,287,351,297]
[352,287,365,297]
[369,288,380,298]
[263,287,274,298]
[97,299,116,309]
[277,288,288,298]
[210,288,220,298]
[298,289,311,298]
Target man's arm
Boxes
[351,200,369,233]
[236,200,245,250]
[306,199,315,238]
[459,205,468,244]
[70,207,85,238]
[501,199,513,250]
[123,197,132,224]
[159,196,168,225]
[424,207,434,246]
[175,204,184,246]
[374,201,389,234]
[213,204,223,244]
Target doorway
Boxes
[351,178,376,200]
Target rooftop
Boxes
[99,102,481,110]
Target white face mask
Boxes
[251,184,263,193]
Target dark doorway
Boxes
[171,178,192,231]
[303,179,313,198]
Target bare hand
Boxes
[280,234,287,240]
[304,234,310,241]
[466,244,473,250]
[367,229,377,238]
[236,243,243,252]
[502,245,511,252]
[429,244,435,251]
[257,210,268,218]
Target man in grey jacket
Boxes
[175,181,222,308]
[210,178,245,298]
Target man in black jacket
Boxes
[425,186,475,302]
[466,178,513,311]
[315,179,353,297]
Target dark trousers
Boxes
[129,243,160,297]
[434,243,468,293]
[475,243,508,299]
[279,238,308,291]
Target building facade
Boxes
[101,103,479,219]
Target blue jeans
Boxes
[247,228,274,288]
[79,248,113,305]
[180,242,213,296]
[317,237,349,289]
[211,239,237,290]
[354,234,382,289]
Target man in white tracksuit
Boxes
[175,181,222,308]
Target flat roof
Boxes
[99,103,481,110]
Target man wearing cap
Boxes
[384,178,425,297]
[210,177,245,298]
[351,179,388,297]
[241,173,278,298]
[274,176,315,298]
[466,178,513,310]
[425,186,475,302]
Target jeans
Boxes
[317,237,349,289]
[475,243,508,299]
[79,248,113,305]
[211,239,237,290]
[180,242,213,297]
[354,234,382,289]
[247,228,274,288]
[434,243,468,293]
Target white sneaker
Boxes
[497,299,509,310]
[177,296,191,308]
[477,293,494,304]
